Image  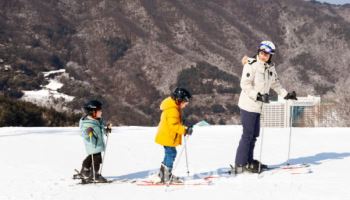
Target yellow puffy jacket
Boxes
[155,97,186,147]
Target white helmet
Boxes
[259,41,276,55]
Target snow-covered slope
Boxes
[0,126,349,200]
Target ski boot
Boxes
[73,167,90,180]
[82,173,109,184]
[94,174,108,183]
[250,159,268,170]
[80,167,91,179]
[159,164,170,183]
[169,174,183,184]
[159,163,183,184]
[234,163,260,174]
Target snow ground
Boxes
[0,126,349,200]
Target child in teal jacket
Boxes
[79,100,111,183]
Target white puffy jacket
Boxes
[238,57,288,113]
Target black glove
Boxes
[105,123,112,134]
[284,91,298,100]
[183,120,194,128]
[185,126,193,136]
[257,93,270,103]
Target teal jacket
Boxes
[79,116,106,155]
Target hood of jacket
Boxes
[160,97,179,111]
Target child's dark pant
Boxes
[82,153,102,172]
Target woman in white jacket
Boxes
[235,41,297,174]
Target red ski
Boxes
[136,180,212,186]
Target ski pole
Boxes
[89,135,96,181]
[258,73,271,173]
[286,101,294,165]
[258,103,265,174]
[99,133,109,175]
[99,123,112,174]
[184,135,190,177]
[167,135,188,186]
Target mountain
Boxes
[1,0,350,126]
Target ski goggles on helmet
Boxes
[259,44,275,55]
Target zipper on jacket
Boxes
[94,125,104,148]
[173,133,178,144]
[264,66,269,94]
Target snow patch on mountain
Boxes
[21,69,74,111]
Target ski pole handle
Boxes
[105,123,112,134]
[107,123,112,129]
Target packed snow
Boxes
[21,69,74,109]
[21,88,74,103]
[42,69,66,77]
[0,126,349,200]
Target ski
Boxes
[258,163,312,178]
[135,180,212,186]
[133,173,215,186]
[79,179,114,185]
[263,163,311,172]
[74,179,136,185]
[224,163,311,178]
[278,163,312,174]
[73,169,115,185]
[280,163,310,169]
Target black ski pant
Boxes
[82,153,102,173]
[235,109,261,166]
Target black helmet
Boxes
[84,100,102,114]
[171,87,192,102]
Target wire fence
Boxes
[262,102,348,127]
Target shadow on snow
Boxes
[105,152,350,181]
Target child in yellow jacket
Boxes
[155,87,192,183]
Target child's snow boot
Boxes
[80,167,91,179]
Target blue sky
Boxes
[317,0,350,4]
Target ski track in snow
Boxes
[0,126,350,200]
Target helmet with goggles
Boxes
[258,41,276,55]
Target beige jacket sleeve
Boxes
[270,67,288,97]
[240,63,258,101]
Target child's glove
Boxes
[185,126,193,136]
[105,123,112,134]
